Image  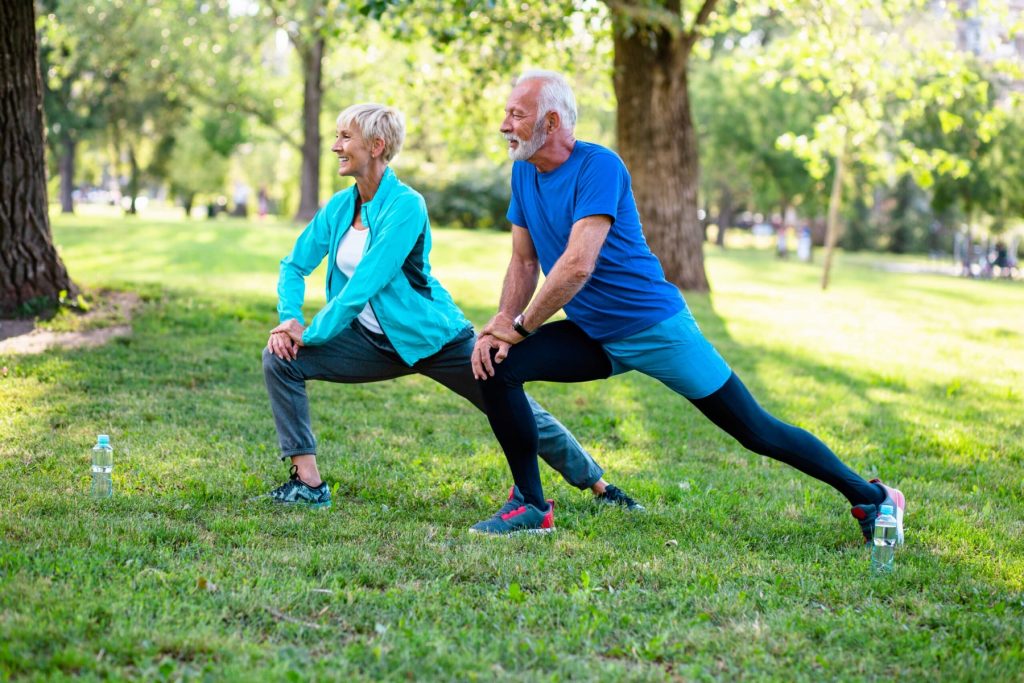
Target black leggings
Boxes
[478,320,881,509]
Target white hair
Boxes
[514,69,577,131]
[336,103,405,163]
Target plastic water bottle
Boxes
[870,504,897,573]
[90,434,113,499]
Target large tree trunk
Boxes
[59,132,76,214]
[294,37,324,223]
[612,17,708,291]
[0,0,77,315]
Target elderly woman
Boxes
[262,103,640,514]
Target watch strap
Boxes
[512,314,533,338]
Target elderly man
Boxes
[470,70,906,540]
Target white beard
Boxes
[505,123,548,161]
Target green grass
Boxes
[2,211,1023,681]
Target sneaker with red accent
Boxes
[850,479,905,545]
[469,497,554,536]
[496,486,525,516]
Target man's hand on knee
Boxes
[472,334,510,380]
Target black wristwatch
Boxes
[512,313,533,338]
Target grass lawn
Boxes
[2,211,1022,681]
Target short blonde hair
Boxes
[336,104,405,163]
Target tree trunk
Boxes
[820,152,846,290]
[0,0,78,315]
[716,187,734,248]
[612,19,708,291]
[126,142,139,215]
[294,37,324,223]
[59,132,76,214]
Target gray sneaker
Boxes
[595,483,644,511]
[470,496,554,536]
[269,465,331,509]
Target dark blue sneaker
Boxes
[595,483,644,511]
[269,465,331,509]
[468,486,527,530]
[470,492,554,536]
[851,479,905,544]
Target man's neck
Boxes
[529,134,577,174]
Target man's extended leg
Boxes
[603,309,902,540]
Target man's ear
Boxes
[547,111,560,132]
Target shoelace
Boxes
[270,465,302,497]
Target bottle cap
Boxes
[97,434,110,446]
[879,504,893,515]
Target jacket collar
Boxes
[355,166,398,213]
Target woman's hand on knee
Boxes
[267,318,303,361]
[267,331,298,361]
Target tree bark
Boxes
[820,152,846,290]
[295,36,324,223]
[59,132,76,214]
[0,0,78,315]
[612,12,709,291]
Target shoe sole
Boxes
[892,490,905,545]
[596,500,646,512]
[468,526,554,536]
[271,499,331,509]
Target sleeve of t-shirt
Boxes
[573,151,625,225]
[506,164,526,227]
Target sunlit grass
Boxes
[1,212,1022,679]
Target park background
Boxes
[2,0,1023,680]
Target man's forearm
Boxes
[498,257,540,317]
[519,258,590,331]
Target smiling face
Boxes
[330,122,375,179]
[500,80,549,162]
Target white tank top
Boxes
[335,226,383,334]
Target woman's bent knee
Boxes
[262,346,291,379]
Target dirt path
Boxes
[0,292,141,355]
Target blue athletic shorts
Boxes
[603,308,732,399]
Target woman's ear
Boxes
[373,137,386,160]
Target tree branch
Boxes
[180,81,302,152]
[265,0,308,57]
[682,0,720,50]
[604,0,684,38]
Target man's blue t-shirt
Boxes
[507,140,685,342]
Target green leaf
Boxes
[507,582,525,604]
[938,110,963,135]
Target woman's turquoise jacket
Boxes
[276,167,471,366]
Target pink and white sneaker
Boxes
[851,479,905,545]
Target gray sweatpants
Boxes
[262,322,603,489]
